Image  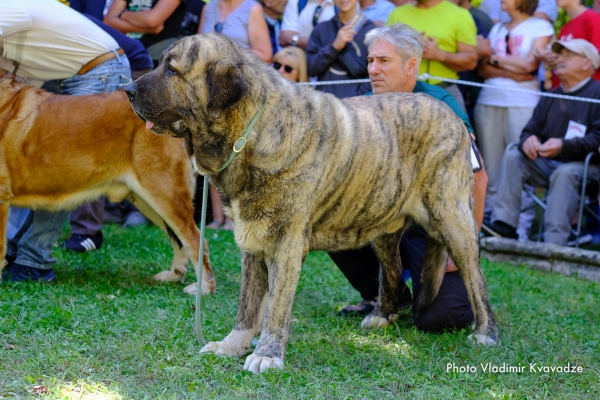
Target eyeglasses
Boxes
[559,49,587,60]
[505,33,511,55]
[274,62,295,73]
[214,22,223,33]
[312,5,322,26]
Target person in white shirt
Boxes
[474,0,554,230]
[1,0,131,282]
[279,0,337,49]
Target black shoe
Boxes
[5,254,16,268]
[2,263,55,283]
[482,221,518,239]
[339,299,376,316]
[65,231,103,253]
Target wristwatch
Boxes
[291,34,300,47]
[491,57,499,67]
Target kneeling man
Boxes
[487,39,600,246]
[330,23,488,332]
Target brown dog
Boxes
[0,78,215,295]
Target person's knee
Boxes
[549,162,583,189]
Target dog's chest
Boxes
[228,200,268,253]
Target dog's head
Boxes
[124,34,276,173]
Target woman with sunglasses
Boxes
[474,0,553,235]
[273,46,309,82]
[306,0,376,98]
[198,0,272,64]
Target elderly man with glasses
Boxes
[486,39,600,246]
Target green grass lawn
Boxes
[1,224,599,399]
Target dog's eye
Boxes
[167,65,178,76]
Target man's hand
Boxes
[534,48,558,69]
[538,138,563,158]
[422,34,442,61]
[445,257,458,273]
[522,135,542,160]
[332,24,357,51]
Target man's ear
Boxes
[206,60,249,118]
[406,57,419,77]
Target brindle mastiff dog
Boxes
[125,33,499,373]
[0,78,215,295]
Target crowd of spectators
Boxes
[2,0,600,330]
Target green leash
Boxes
[195,95,272,347]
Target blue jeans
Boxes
[7,54,131,269]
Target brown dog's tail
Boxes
[413,237,447,318]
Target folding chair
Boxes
[502,142,599,248]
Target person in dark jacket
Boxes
[487,39,600,246]
[306,0,376,98]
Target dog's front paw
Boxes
[200,341,249,357]
[183,281,215,295]
[243,353,284,374]
[153,270,183,282]
[468,332,500,346]
[360,313,397,329]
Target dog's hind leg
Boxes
[131,194,215,295]
[201,250,268,357]
[361,228,405,329]
[430,213,499,346]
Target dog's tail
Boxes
[413,237,446,318]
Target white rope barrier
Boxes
[298,74,600,104]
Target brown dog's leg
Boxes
[131,195,215,295]
[0,180,12,274]
[200,250,268,357]
[360,228,405,329]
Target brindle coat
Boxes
[0,79,215,295]
[125,33,499,373]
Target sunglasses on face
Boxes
[214,22,223,33]
[274,62,295,73]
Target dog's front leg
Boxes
[361,229,404,329]
[200,250,268,357]
[243,238,304,374]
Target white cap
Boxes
[552,39,600,70]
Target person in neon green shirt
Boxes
[386,0,478,110]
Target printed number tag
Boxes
[565,120,587,140]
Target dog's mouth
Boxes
[130,105,190,138]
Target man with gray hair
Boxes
[330,23,488,333]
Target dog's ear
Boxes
[206,60,248,117]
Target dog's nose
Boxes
[123,82,137,100]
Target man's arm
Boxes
[104,0,164,34]
[422,39,478,72]
[477,59,536,82]
[120,0,181,29]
